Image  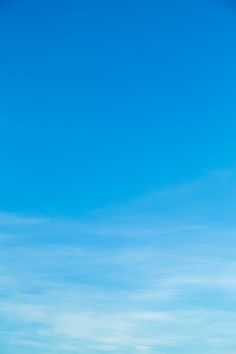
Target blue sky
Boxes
[1,0,236,353]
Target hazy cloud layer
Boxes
[1,171,236,353]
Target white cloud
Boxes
[1,170,236,353]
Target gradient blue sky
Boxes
[0,0,236,216]
[1,0,236,353]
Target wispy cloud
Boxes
[1,170,236,353]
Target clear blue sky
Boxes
[1,0,236,353]
[0,0,236,216]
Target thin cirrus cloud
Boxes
[1,169,236,353]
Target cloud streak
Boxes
[1,170,236,353]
